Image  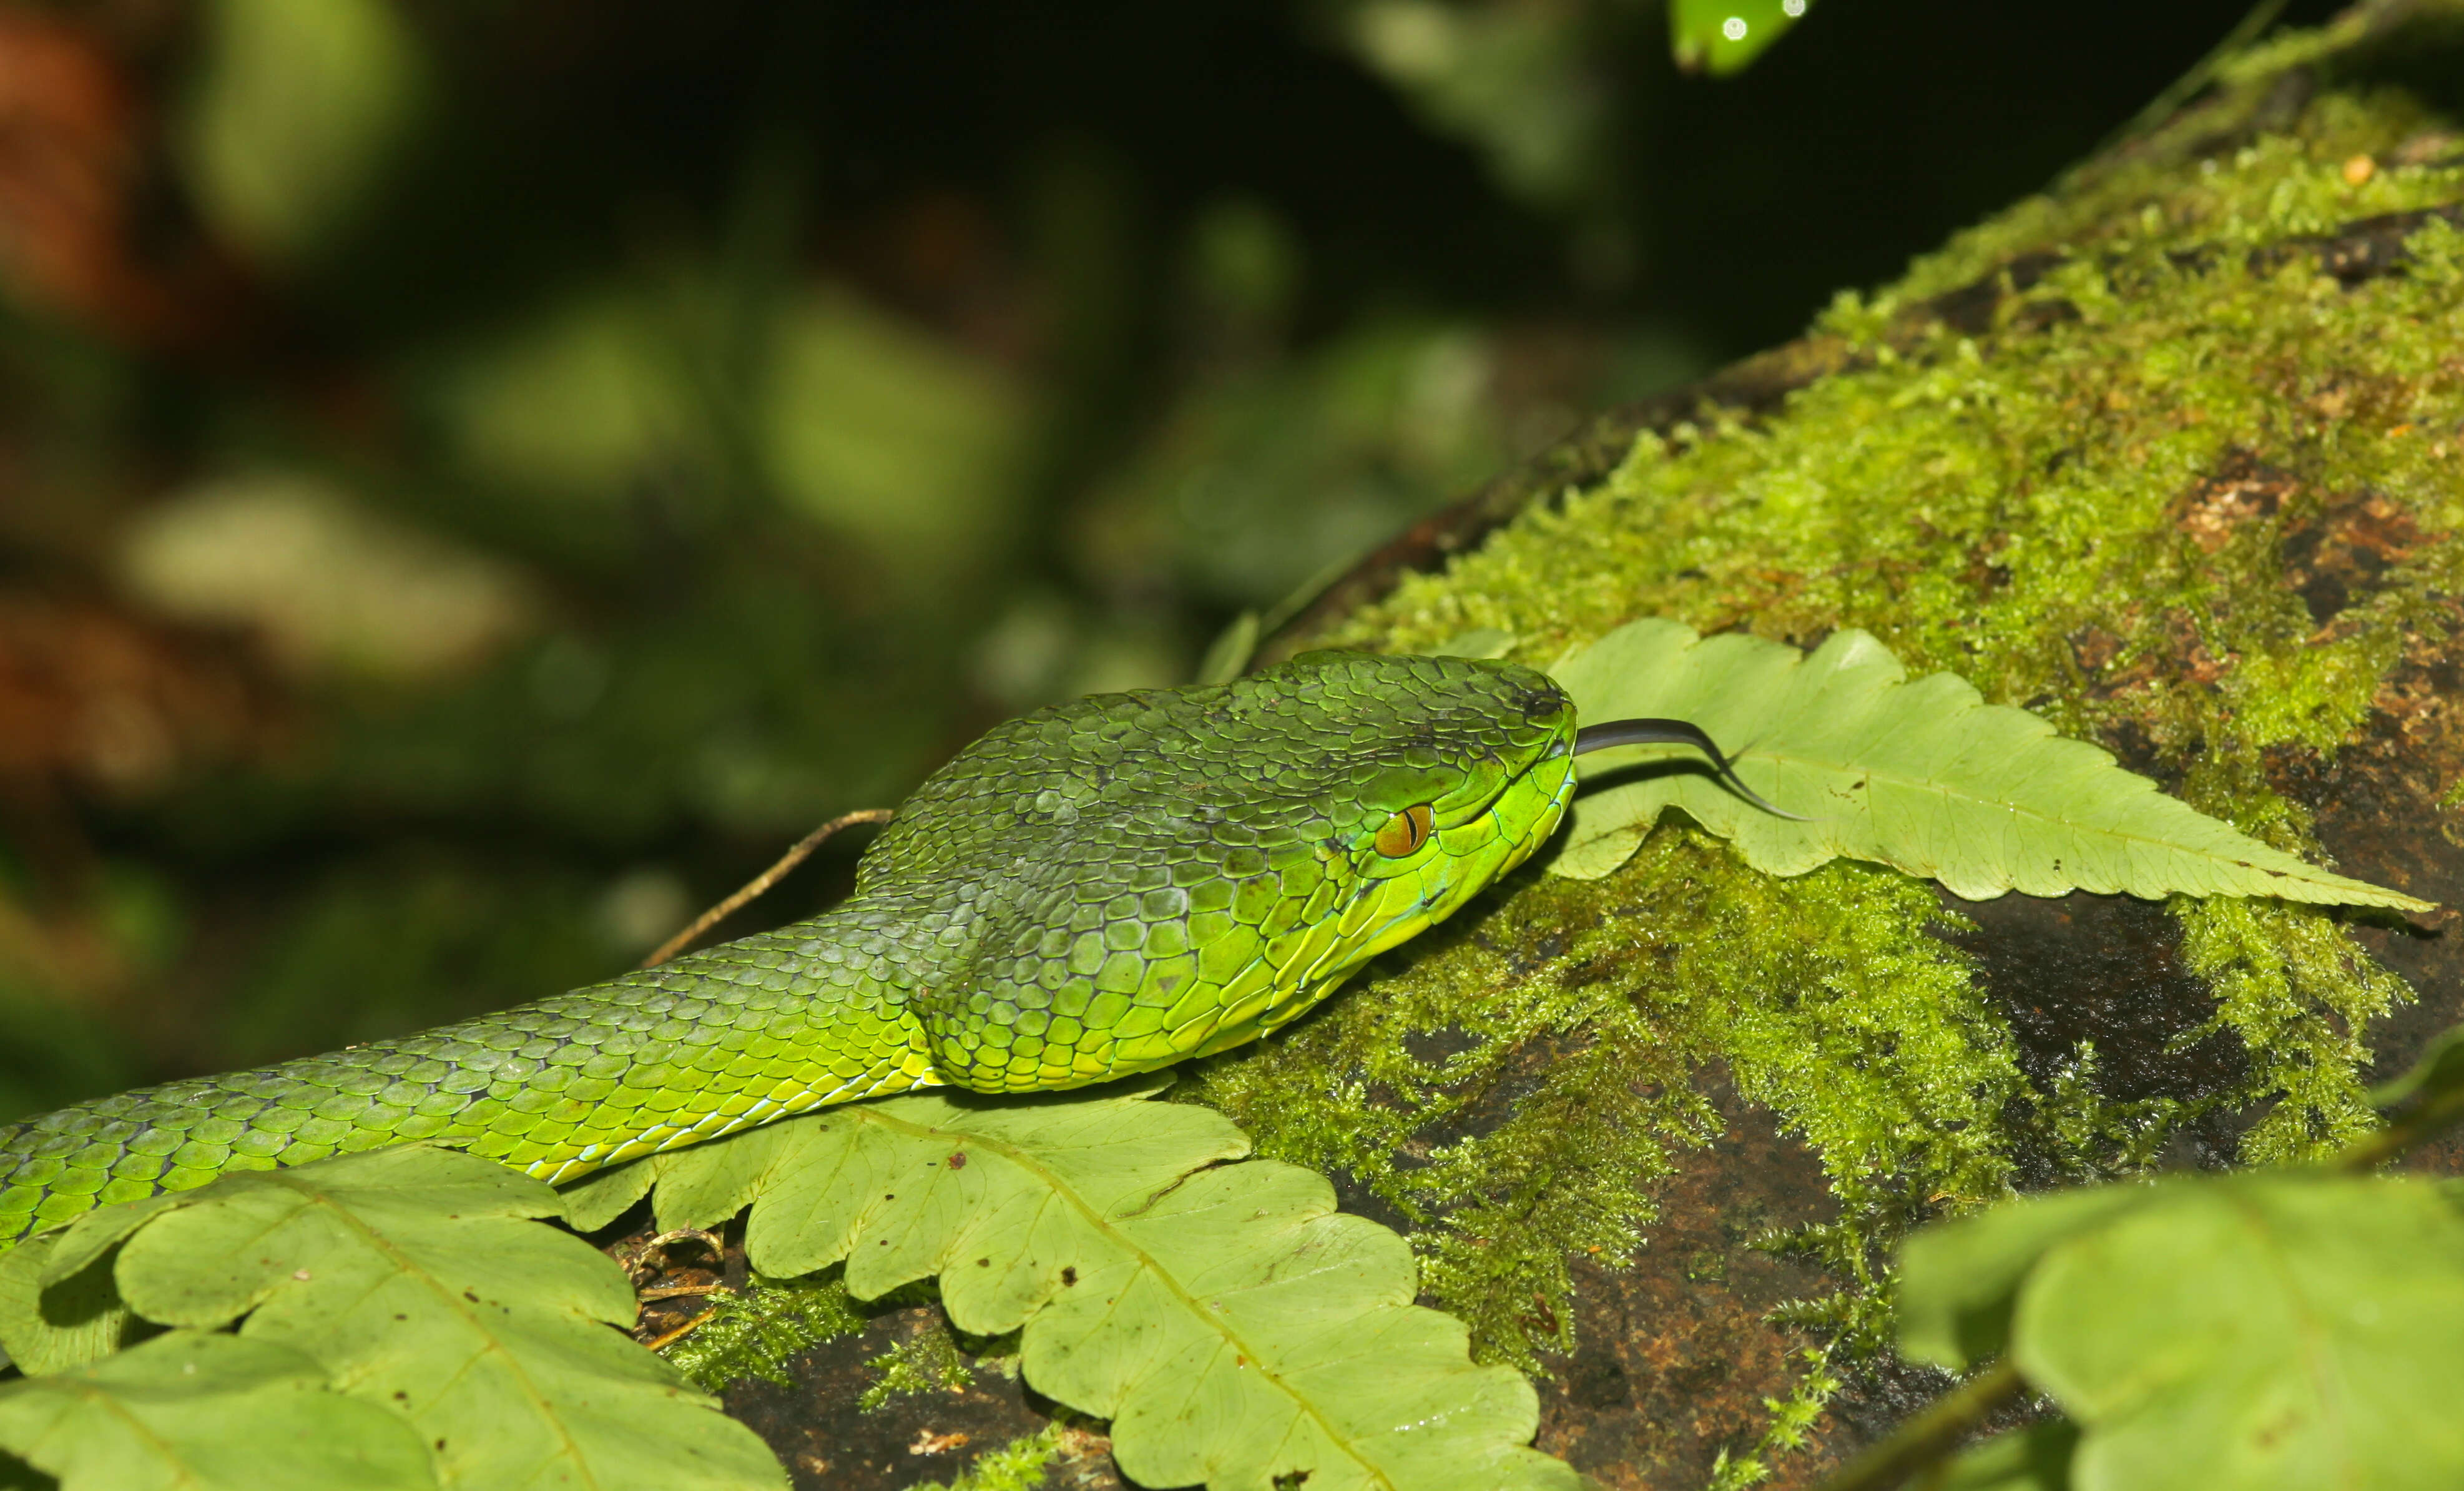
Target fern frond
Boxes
[1548,619,2429,910]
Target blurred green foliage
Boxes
[0,0,2334,1115]
[1667,0,1813,75]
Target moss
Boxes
[664,1267,869,1393]
[902,1420,1107,1491]
[859,1326,980,1412]
[1704,1342,1843,1491]
[1189,9,2464,1468]
[900,1425,1056,1491]
[2176,895,2413,1163]
[857,1304,1021,1414]
[1189,834,2025,1371]
[665,1264,1025,1428]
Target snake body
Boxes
[0,651,1586,1249]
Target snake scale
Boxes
[0,651,1771,1250]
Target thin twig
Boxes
[641,1226,725,1259]
[1809,1359,2027,1491]
[639,1282,734,1303]
[641,809,895,968]
[642,1306,724,1352]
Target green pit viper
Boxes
[0,651,1782,1250]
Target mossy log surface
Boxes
[702,5,2464,1487]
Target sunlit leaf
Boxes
[1897,1186,2152,1372]
[2026,1176,2464,1488]
[433,288,704,504]
[176,0,430,267]
[1342,2,1612,209]
[607,1075,1581,1491]
[42,1146,782,1491]
[1546,618,2430,910]
[764,285,1033,584]
[0,1330,434,1491]
[1898,1174,2464,1491]
[1669,0,1812,75]
[0,1234,139,1377]
[117,473,539,684]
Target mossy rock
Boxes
[1207,2,2464,1486]
[710,5,2464,1487]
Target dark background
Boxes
[0,0,2342,1118]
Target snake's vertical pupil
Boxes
[1375,804,1435,857]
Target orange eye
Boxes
[1373,804,1435,858]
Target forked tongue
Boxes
[1571,718,1811,821]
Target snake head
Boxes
[877,649,1588,1092]
[1306,654,1578,883]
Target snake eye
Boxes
[1373,804,1435,858]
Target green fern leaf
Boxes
[1546,618,2430,909]
[0,1330,434,1490]
[27,1145,783,1491]
[0,1234,139,1377]
[582,1075,1583,1491]
[1900,1175,2464,1490]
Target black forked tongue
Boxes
[1571,718,1813,821]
